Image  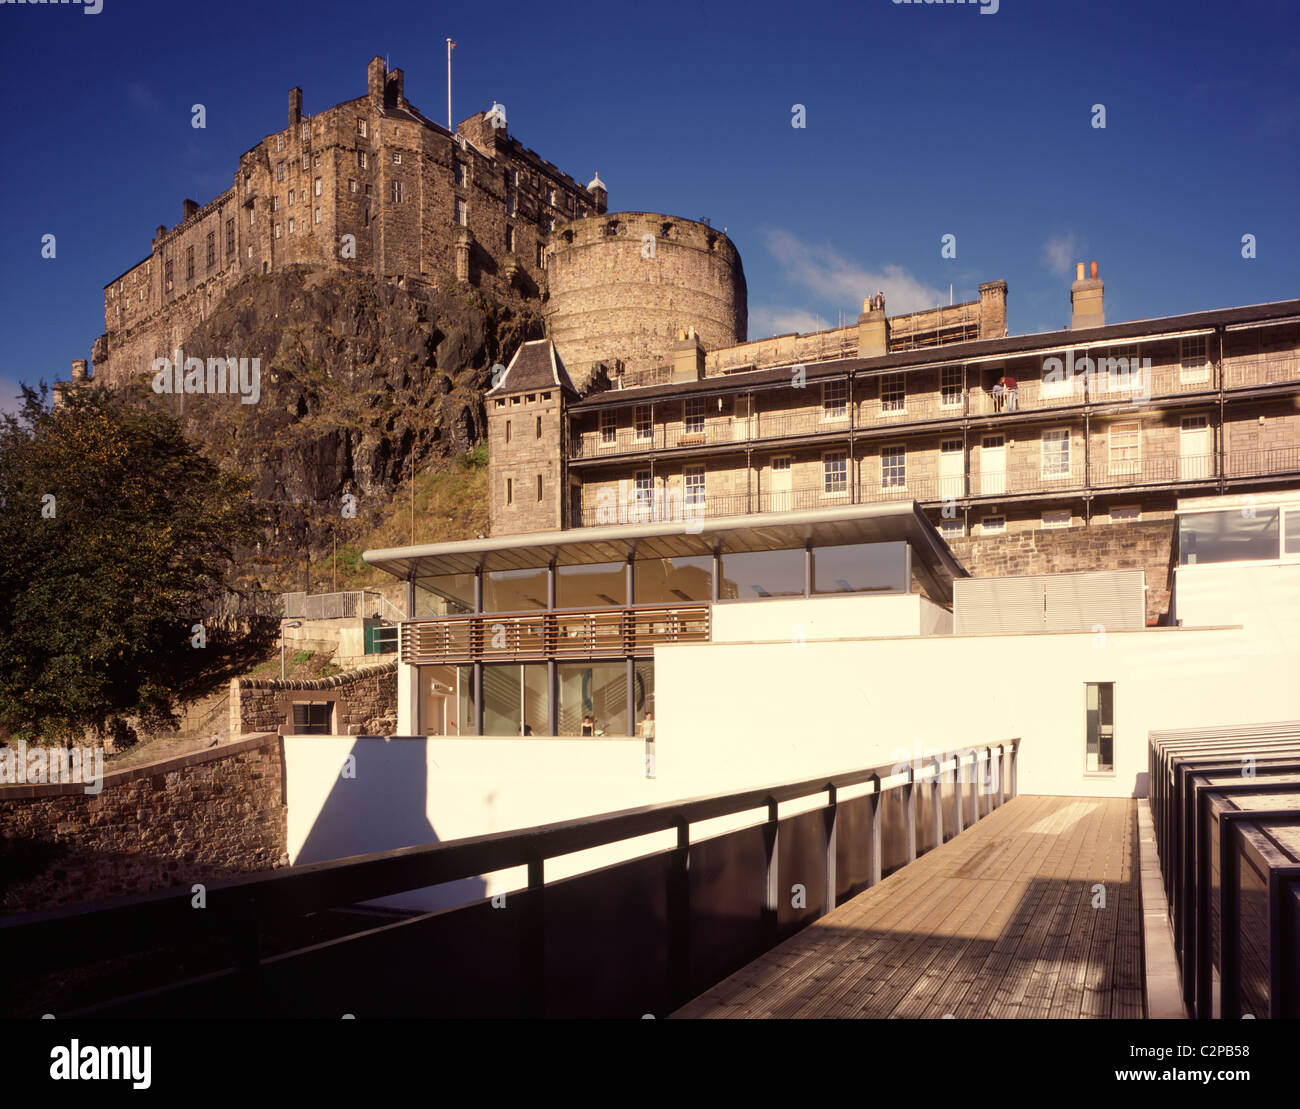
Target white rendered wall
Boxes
[711,593,949,642]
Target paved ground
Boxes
[674,795,1143,1019]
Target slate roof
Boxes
[487,340,579,397]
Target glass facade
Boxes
[634,555,713,605]
[718,548,805,601]
[482,663,548,736]
[557,561,626,609]
[414,573,474,617]
[812,541,908,595]
[484,568,549,612]
[558,662,630,736]
[1178,508,1281,565]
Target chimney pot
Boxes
[1090,261,1098,279]
[1075,262,1085,282]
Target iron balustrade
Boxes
[0,739,1019,1018]
[568,354,1300,460]
[400,604,711,664]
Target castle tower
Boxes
[542,212,746,388]
[485,341,579,535]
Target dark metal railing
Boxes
[1147,722,1300,1019]
[1,739,1019,1018]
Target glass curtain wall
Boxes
[558,662,630,736]
[556,561,626,609]
[482,663,548,735]
[634,555,713,605]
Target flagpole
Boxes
[446,38,454,132]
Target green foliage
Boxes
[0,385,264,743]
[289,650,315,665]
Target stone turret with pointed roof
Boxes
[486,340,576,534]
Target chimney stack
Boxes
[385,68,405,108]
[289,86,302,126]
[71,359,88,382]
[367,56,386,104]
[182,199,200,221]
[672,328,707,382]
[1070,260,1104,330]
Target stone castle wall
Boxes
[544,212,747,386]
[0,733,285,914]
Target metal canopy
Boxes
[363,500,968,603]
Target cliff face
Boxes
[114,267,540,568]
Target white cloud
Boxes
[748,306,831,338]
[1042,233,1079,278]
[761,227,947,317]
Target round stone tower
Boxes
[543,211,746,387]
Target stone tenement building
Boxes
[488,266,1300,620]
[92,56,609,389]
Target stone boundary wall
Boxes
[0,733,285,914]
[947,519,1176,622]
[231,658,398,737]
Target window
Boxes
[1042,509,1071,529]
[392,152,402,165]
[225,218,235,254]
[824,452,848,495]
[276,134,284,151]
[1111,505,1141,523]
[544,216,555,233]
[313,154,321,168]
[505,420,511,444]
[358,119,367,137]
[506,478,513,505]
[163,259,172,289]
[505,226,514,252]
[880,446,905,488]
[939,518,964,539]
[185,246,194,279]
[391,181,404,203]
[348,179,357,193]
[288,218,295,234]
[273,195,280,212]
[1085,683,1114,773]
[941,366,963,408]
[535,415,542,439]
[1041,428,1071,478]
[685,465,706,507]
[314,177,322,197]
[1285,507,1300,560]
[205,231,215,267]
[275,223,282,239]
[288,189,295,205]
[455,198,468,226]
[276,163,285,182]
[880,373,905,412]
[537,474,543,502]
[314,208,321,224]
[300,123,310,142]
[1109,421,1141,475]
[822,379,848,419]
[548,186,557,205]
[291,702,331,735]
[301,153,309,171]
[1180,335,1210,385]
[454,161,467,186]
[537,243,546,267]
[634,469,652,509]
[600,409,616,445]
[358,151,368,169]
[507,194,516,217]
[634,405,652,441]
[982,516,1006,535]
[684,397,706,436]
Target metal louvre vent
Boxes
[955,569,1145,635]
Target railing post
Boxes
[522,855,545,1018]
[904,765,917,864]
[822,785,838,917]
[667,817,691,1009]
[762,797,780,946]
[952,751,964,835]
[969,748,981,822]
[867,774,882,887]
[996,744,1005,807]
[930,757,943,847]
[1009,742,1018,798]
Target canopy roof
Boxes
[364,501,968,603]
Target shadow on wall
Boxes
[294,737,486,913]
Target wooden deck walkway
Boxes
[673,795,1143,1019]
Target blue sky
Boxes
[1,0,1296,414]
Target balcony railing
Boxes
[401,604,711,664]
[569,354,1300,460]
[572,447,1300,526]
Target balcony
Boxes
[572,447,1300,526]
[569,354,1300,460]
[401,604,711,664]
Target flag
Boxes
[448,39,456,49]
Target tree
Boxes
[0,384,265,743]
